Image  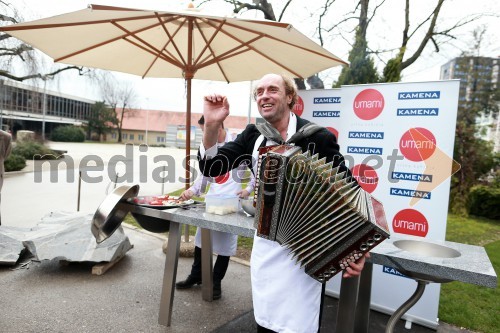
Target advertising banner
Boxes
[297,80,460,328]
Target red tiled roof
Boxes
[117,109,254,131]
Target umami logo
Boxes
[351,164,378,193]
[392,209,428,237]
[353,89,384,120]
[293,95,304,116]
[214,172,230,184]
[399,127,436,162]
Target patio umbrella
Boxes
[0,4,347,186]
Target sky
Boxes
[9,0,500,117]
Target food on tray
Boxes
[132,195,192,207]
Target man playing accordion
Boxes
[198,73,369,333]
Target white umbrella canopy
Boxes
[1,4,347,185]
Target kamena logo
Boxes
[326,127,339,140]
[348,131,384,140]
[312,111,340,117]
[353,89,384,120]
[391,171,433,183]
[398,91,440,100]
[293,95,304,117]
[399,127,436,162]
[392,209,429,237]
[351,164,378,193]
[347,146,383,155]
[390,187,431,200]
[383,266,409,278]
[397,108,439,116]
[313,96,341,104]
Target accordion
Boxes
[254,145,390,282]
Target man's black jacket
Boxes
[198,115,352,179]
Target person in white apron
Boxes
[176,116,255,300]
[198,74,368,332]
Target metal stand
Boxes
[318,282,326,333]
[385,280,428,333]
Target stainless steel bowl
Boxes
[91,184,139,243]
[241,198,255,216]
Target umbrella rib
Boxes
[210,19,347,65]
[53,19,178,64]
[156,13,188,68]
[111,21,184,68]
[196,33,303,79]
[192,19,229,82]
[0,13,172,32]
[140,14,188,78]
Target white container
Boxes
[205,194,239,215]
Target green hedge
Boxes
[5,153,26,172]
[12,141,59,160]
[468,185,500,220]
[50,125,85,142]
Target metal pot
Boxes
[91,184,139,243]
[240,198,256,216]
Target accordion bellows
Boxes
[254,145,390,283]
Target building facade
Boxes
[0,79,254,147]
[440,56,499,152]
[0,79,93,137]
[110,108,254,149]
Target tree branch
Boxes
[0,66,87,82]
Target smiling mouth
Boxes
[261,103,273,109]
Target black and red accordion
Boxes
[254,145,390,282]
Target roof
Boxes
[117,108,254,131]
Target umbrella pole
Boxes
[184,76,192,243]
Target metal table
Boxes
[124,203,254,326]
[124,203,498,330]
[335,235,497,333]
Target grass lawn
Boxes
[438,214,499,333]
[124,188,498,333]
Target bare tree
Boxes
[97,72,138,143]
[0,1,87,82]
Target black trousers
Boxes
[190,246,230,283]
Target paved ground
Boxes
[0,224,473,333]
[1,141,475,332]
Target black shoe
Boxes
[213,281,222,300]
[175,275,202,289]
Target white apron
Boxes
[194,131,240,256]
[251,114,322,333]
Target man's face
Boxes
[254,74,292,124]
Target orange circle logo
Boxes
[399,128,436,162]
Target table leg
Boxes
[354,262,373,333]
[158,221,181,326]
[200,228,213,301]
[335,275,360,333]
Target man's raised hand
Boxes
[203,94,229,126]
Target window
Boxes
[129,134,134,140]
[122,133,128,140]
[111,133,117,139]
[138,134,144,141]
[157,136,165,143]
